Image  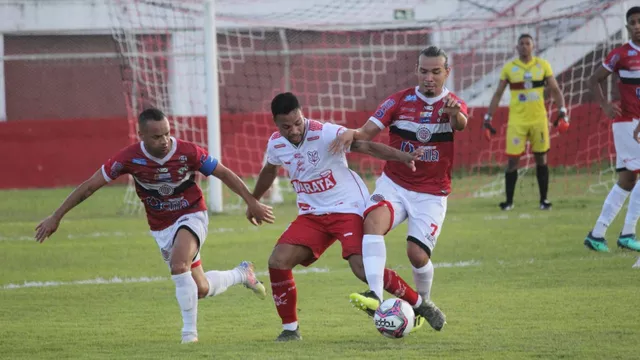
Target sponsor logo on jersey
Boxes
[157,167,168,173]
[374,98,396,119]
[132,158,147,165]
[398,115,414,120]
[274,143,286,149]
[307,136,320,141]
[629,50,638,56]
[608,53,620,69]
[424,105,433,110]
[404,95,417,102]
[154,173,172,181]
[179,155,187,163]
[370,194,385,203]
[145,196,190,211]
[291,170,337,194]
[110,162,123,178]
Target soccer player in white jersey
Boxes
[35,108,275,344]
[250,92,432,341]
[330,46,469,331]
[584,6,640,253]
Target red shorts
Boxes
[277,213,364,267]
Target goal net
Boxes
[108,0,628,214]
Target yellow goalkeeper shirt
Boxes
[499,56,553,124]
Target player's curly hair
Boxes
[271,92,300,118]
[138,107,166,127]
[627,6,640,23]
[419,46,449,68]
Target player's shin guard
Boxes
[383,268,420,306]
[269,268,298,331]
[204,268,244,297]
[622,183,640,235]
[593,184,630,238]
[412,261,434,302]
[172,271,198,337]
[362,234,386,301]
[536,165,549,202]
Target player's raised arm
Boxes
[350,140,423,172]
[35,169,108,243]
[211,162,275,225]
[329,121,383,154]
[589,65,621,119]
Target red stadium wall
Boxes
[2,103,609,189]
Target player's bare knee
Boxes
[618,171,637,191]
[169,261,191,275]
[406,241,430,268]
[268,248,294,269]
[363,207,391,234]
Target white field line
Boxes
[1,261,480,290]
[0,227,260,241]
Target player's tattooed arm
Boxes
[252,162,279,200]
[35,169,107,242]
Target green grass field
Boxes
[1,174,639,360]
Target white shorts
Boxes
[365,173,447,255]
[613,120,640,171]
[150,211,209,268]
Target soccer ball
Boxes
[373,298,415,339]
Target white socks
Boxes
[412,261,434,302]
[622,183,640,235]
[593,184,630,238]
[204,268,246,297]
[172,271,198,336]
[362,234,387,300]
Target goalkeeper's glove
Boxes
[483,114,497,141]
[553,107,570,134]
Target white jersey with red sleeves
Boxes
[603,41,640,122]
[101,137,217,231]
[266,119,370,216]
[368,86,468,195]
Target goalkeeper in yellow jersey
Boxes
[483,33,568,211]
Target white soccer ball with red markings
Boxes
[373,298,415,339]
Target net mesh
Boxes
[108,0,627,213]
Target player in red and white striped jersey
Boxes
[585,6,640,253]
[35,108,275,344]
[330,46,469,331]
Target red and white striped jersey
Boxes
[603,41,640,122]
[368,86,468,196]
[101,137,214,231]
[266,119,370,216]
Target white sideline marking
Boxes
[0,227,258,242]
[2,276,166,290]
[0,261,477,290]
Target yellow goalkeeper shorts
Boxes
[505,120,550,156]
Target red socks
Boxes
[269,268,298,324]
[384,268,420,306]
